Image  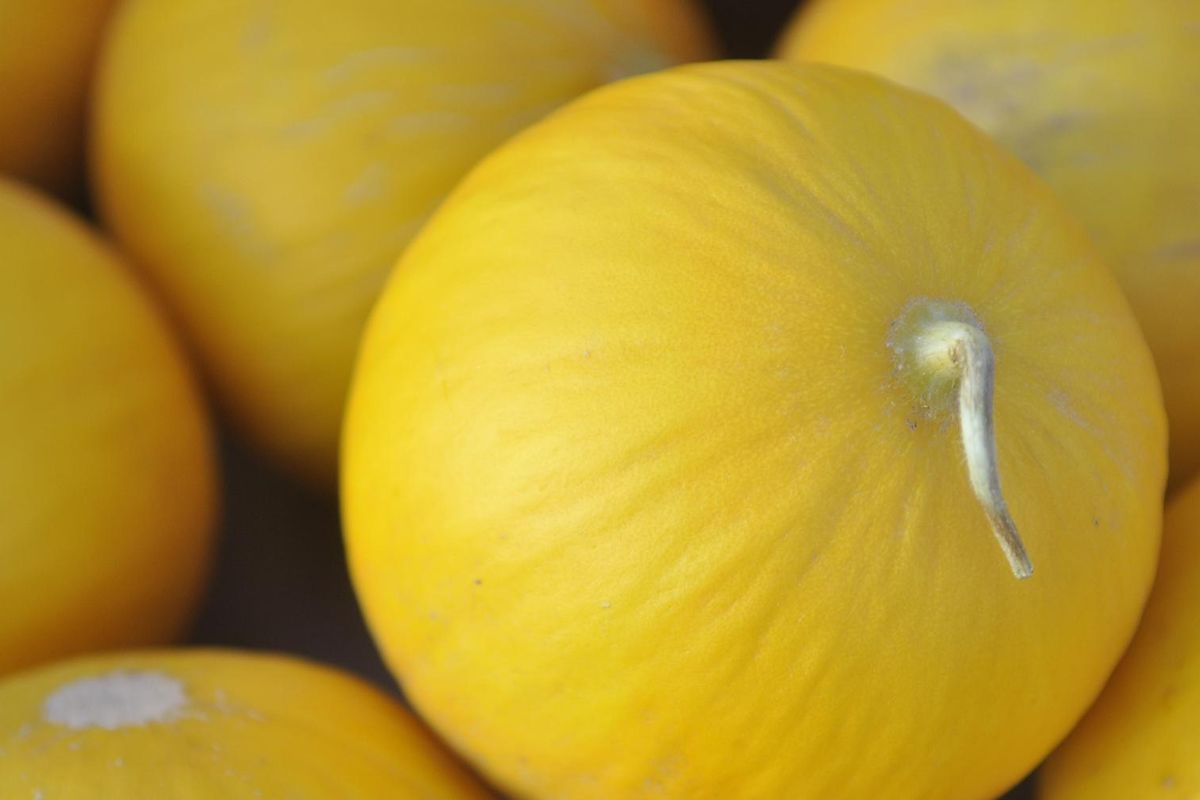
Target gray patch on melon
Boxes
[42,670,188,731]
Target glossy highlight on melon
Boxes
[0,649,493,798]
[343,61,1166,799]
[780,0,1200,487]
[0,178,216,677]
[93,0,715,486]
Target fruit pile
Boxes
[1,0,1196,797]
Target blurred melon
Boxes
[0,0,119,193]
[93,0,715,485]
[0,648,493,798]
[0,177,216,676]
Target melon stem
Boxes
[914,320,1033,579]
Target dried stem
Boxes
[915,320,1032,579]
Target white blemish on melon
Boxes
[42,671,187,731]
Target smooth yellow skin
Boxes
[343,62,1166,799]
[0,178,216,677]
[0,649,493,798]
[0,0,118,193]
[1039,477,1200,798]
[780,0,1200,488]
[94,0,714,486]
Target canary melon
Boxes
[0,649,492,798]
[1040,475,1200,798]
[94,0,715,485]
[780,0,1200,487]
[0,178,216,677]
[0,0,119,193]
[343,61,1166,799]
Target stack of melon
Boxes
[0,0,1196,797]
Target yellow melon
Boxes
[780,0,1200,487]
[343,61,1165,798]
[1040,475,1200,798]
[0,648,492,798]
[0,178,216,676]
[0,0,119,193]
[94,0,715,485]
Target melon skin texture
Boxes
[1039,476,1200,799]
[780,0,1200,487]
[342,61,1167,799]
[0,649,494,798]
[93,0,715,487]
[0,0,119,194]
[0,178,216,677]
